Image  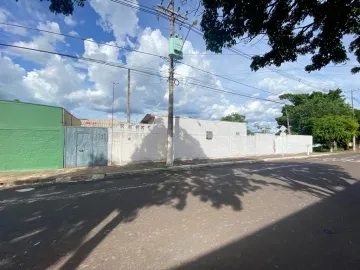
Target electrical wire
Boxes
[178,61,278,95]
[108,0,330,92]
[0,42,290,106]
[183,81,286,105]
[0,22,167,59]
[0,21,278,96]
[0,43,167,79]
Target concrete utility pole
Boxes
[157,0,186,166]
[351,89,356,152]
[127,69,131,124]
[111,82,119,165]
[112,82,119,129]
[286,109,291,135]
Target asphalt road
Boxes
[1,153,360,269]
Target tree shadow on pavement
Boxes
[0,128,357,269]
[174,181,360,270]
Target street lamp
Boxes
[111,82,119,165]
[112,82,119,129]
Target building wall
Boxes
[62,109,81,126]
[0,101,64,172]
[80,119,125,127]
[108,117,312,165]
[109,124,167,164]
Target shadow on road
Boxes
[174,181,360,269]
[0,132,357,269]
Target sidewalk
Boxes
[0,152,346,188]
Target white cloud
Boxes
[0,8,10,21]
[89,0,139,45]
[64,15,77,26]
[3,0,356,127]
[0,8,27,35]
[0,55,27,100]
[68,30,79,36]
[22,55,86,105]
[9,21,64,64]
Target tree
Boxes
[253,122,271,134]
[200,0,360,73]
[220,113,246,123]
[221,113,253,135]
[311,115,358,151]
[276,89,352,135]
[16,0,86,16]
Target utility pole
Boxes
[111,82,119,165]
[112,82,119,129]
[157,0,186,166]
[351,89,356,152]
[286,109,291,135]
[127,69,131,124]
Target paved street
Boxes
[1,153,360,269]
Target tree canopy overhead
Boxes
[21,0,360,73]
[17,0,86,16]
[200,0,360,73]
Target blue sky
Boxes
[1,0,359,129]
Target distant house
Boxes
[80,119,126,127]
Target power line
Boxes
[0,43,167,79]
[0,23,277,96]
[183,81,286,105]
[178,61,278,95]
[0,22,167,59]
[1,5,329,94]
[109,0,329,92]
[0,42,288,106]
[253,39,342,87]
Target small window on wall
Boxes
[206,131,213,140]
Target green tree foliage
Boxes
[201,0,360,73]
[355,109,360,122]
[253,122,271,134]
[221,113,254,135]
[276,89,352,135]
[311,115,358,149]
[220,113,246,122]
[16,0,86,16]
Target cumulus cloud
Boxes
[68,30,79,36]
[89,0,139,46]
[22,55,86,105]
[64,15,77,26]
[9,21,64,64]
[3,0,353,130]
[0,8,27,35]
[0,55,26,100]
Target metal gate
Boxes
[64,127,108,167]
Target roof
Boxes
[0,99,63,110]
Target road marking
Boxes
[15,188,35,192]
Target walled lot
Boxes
[0,154,360,269]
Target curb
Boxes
[1,152,348,189]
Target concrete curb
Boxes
[1,152,348,188]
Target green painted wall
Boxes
[0,101,64,172]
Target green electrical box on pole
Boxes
[169,37,183,60]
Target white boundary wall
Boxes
[108,117,312,165]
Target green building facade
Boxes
[0,100,65,172]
